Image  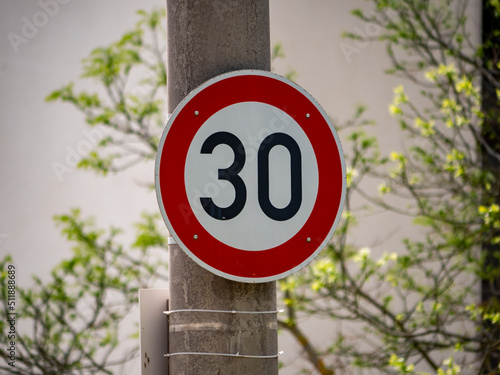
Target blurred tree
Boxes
[0,9,168,375]
[0,209,167,374]
[279,0,500,374]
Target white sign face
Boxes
[155,70,346,283]
[184,102,319,251]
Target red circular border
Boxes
[157,73,344,280]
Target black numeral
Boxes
[200,132,302,221]
[258,133,302,221]
[200,132,247,220]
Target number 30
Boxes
[200,131,302,222]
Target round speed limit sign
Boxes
[155,70,345,283]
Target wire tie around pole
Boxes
[163,309,284,315]
[164,351,284,358]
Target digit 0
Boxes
[258,133,302,221]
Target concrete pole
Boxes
[166,1,278,374]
